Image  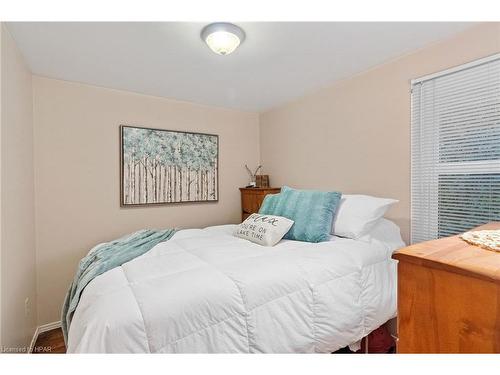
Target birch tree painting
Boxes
[120,126,218,205]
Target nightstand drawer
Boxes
[239,187,280,222]
[242,212,252,221]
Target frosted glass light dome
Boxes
[201,23,245,56]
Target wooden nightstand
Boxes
[392,222,500,353]
[239,187,281,222]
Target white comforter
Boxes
[68,223,402,353]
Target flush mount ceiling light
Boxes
[201,22,245,56]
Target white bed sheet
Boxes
[67,223,403,353]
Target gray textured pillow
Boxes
[234,213,294,246]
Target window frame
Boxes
[410,53,500,244]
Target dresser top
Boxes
[393,222,500,284]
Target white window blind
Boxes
[411,54,500,243]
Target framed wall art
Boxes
[120,125,219,206]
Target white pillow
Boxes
[332,194,398,239]
[234,213,294,246]
[357,218,406,249]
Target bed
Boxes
[67,221,404,353]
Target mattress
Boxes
[67,223,403,353]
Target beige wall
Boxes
[0,24,37,349]
[3,22,500,330]
[33,77,260,324]
[260,23,500,242]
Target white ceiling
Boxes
[7,22,475,112]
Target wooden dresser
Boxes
[392,222,500,353]
[239,187,281,222]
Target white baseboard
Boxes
[38,320,62,333]
[29,321,62,353]
[29,327,40,354]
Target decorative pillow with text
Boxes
[234,213,294,247]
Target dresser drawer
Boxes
[396,260,500,353]
[393,222,500,353]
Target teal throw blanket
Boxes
[61,228,177,344]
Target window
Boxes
[411,54,500,243]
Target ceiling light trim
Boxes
[200,22,246,56]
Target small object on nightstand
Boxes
[240,187,281,222]
[255,174,270,188]
[244,164,262,188]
